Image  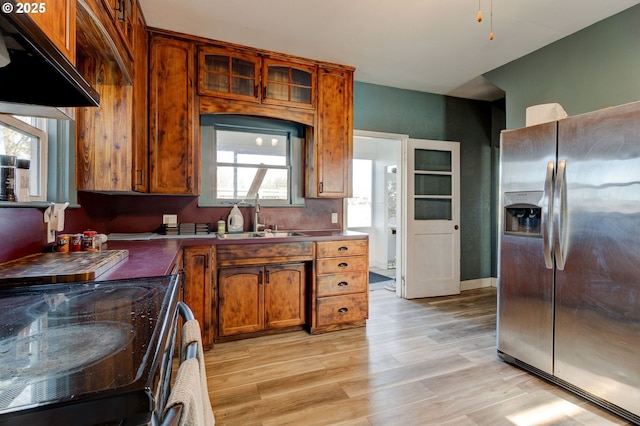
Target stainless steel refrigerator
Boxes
[498,101,640,423]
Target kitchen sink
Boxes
[217,231,307,239]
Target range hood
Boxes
[0,2,100,117]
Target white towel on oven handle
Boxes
[182,319,215,426]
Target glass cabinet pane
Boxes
[206,75,229,92]
[204,55,229,73]
[266,82,289,101]
[268,66,290,82]
[231,77,254,96]
[264,62,314,105]
[291,86,311,104]
[200,49,259,99]
[291,68,311,86]
[415,174,451,196]
[415,149,451,172]
[232,58,255,78]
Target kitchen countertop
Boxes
[98,230,368,280]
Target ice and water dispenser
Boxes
[503,191,543,236]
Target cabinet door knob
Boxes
[338,246,348,252]
[338,262,348,269]
[338,307,349,313]
[337,281,349,287]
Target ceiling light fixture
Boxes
[256,137,263,146]
[489,0,494,40]
[271,138,278,146]
[476,0,495,40]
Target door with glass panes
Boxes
[403,139,460,299]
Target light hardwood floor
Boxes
[204,288,632,426]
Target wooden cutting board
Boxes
[0,250,129,285]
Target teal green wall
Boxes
[485,4,640,129]
[354,82,496,281]
[353,5,640,282]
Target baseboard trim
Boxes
[461,277,496,291]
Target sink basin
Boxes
[218,231,307,239]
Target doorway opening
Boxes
[347,130,406,294]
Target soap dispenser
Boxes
[227,204,244,233]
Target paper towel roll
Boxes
[44,202,70,243]
[526,103,568,126]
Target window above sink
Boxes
[199,115,305,207]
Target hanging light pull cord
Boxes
[489,0,495,40]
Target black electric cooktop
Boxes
[0,274,181,426]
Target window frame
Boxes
[0,114,48,202]
[199,115,305,207]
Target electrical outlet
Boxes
[331,212,338,224]
[163,214,178,225]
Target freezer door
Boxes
[555,101,640,417]
[498,121,557,374]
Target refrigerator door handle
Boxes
[542,161,555,269]
[553,159,568,270]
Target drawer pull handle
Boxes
[338,307,349,313]
[338,246,348,252]
[338,262,348,269]
[337,281,349,287]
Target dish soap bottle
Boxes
[227,204,244,233]
[217,216,226,235]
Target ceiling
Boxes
[138,0,640,101]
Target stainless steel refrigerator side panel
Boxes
[498,121,557,374]
[554,102,640,417]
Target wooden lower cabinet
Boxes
[218,263,306,338]
[182,246,214,348]
[311,239,369,334]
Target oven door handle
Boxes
[177,301,195,321]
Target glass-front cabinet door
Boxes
[198,46,261,102]
[262,58,316,108]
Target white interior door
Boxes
[402,139,460,299]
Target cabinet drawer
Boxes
[217,241,314,266]
[316,255,367,275]
[316,293,368,326]
[316,239,368,258]
[317,272,367,297]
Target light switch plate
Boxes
[163,214,178,225]
[331,212,338,224]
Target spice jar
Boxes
[82,230,101,252]
[70,234,83,252]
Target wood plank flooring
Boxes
[204,288,633,425]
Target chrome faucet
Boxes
[253,193,265,232]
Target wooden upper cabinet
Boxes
[148,34,199,194]
[75,0,146,192]
[131,3,147,192]
[197,45,316,110]
[29,0,76,64]
[100,0,135,59]
[198,46,260,102]
[306,65,354,198]
[262,58,315,109]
